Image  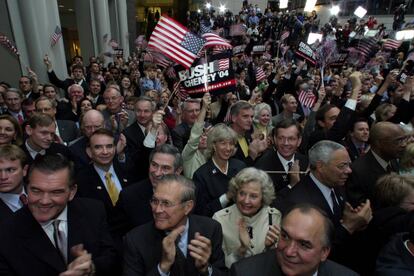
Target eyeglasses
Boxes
[149,197,186,209]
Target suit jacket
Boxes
[48,70,89,97]
[0,198,120,276]
[123,215,227,276]
[75,162,128,220]
[171,122,191,152]
[57,120,80,144]
[346,150,399,208]
[230,249,358,276]
[0,199,14,224]
[123,122,151,183]
[254,148,309,192]
[21,141,73,165]
[68,136,90,170]
[193,158,246,217]
[232,131,255,166]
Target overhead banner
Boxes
[175,52,236,96]
[295,41,316,65]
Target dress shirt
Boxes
[0,188,26,212]
[40,206,68,247]
[7,110,24,122]
[93,164,123,194]
[277,151,295,173]
[310,173,336,213]
[25,140,46,159]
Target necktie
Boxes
[19,194,28,206]
[105,172,119,206]
[330,190,342,224]
[238,137,249,158]
[17,114,23,125]
[171,237,187,276]
[53,220,67,264]
[287,161,293,172]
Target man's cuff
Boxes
[157,264,170,276]
[344,99,357,110]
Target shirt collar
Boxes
[276,151,295,172]
[25,140,46,159]
[0,187,26,212]
[310,173,334,212]
[371,150,388,170]
[40,205,68,228]
[93,163,115,178]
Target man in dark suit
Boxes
[230,204,358,276]
[22,113,73,165]
[69,109,105,168]
[255,119,309,192]
[0,153,119,275]
[0,145,28,223]
[230,101,267,166]
[347,121,408,207]
[123,96,155,182]
[172,98,201,152]
[4,88,25,125]
[123,174,227,275]
[115,144,183,235]
[76,128,127,225]
[35,97,80,144]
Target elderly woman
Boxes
[193,123,246,217]
[252,103,272,140]
[213,167,281,268]
[0,115,23,146]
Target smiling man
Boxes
[0,153,120,275]
[230,204,358,276]
[123,174,227,276]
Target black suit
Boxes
[115,178,154,235]
[232,131,255,166]
[254,148,309,192]
[193,158,246,217]
[0,198,120,276]
[230,249,358,276]
[0,199,14,224]
[171,122,191,152]
[21,141,73,165]
[75,162,128,227]
[68,136,90,170]
[123,215,227,276]
[57,120,79,144]
[346,150,399,208]
[123,122,151,183]
[48,70,89,97]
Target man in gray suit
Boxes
[230,204,358,276]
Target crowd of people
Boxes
[0,1,414,275]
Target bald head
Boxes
[370,122,408,160]
[81,110,105,138]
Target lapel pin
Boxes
[97,186,102,190]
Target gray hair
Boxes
[149,144,183,171]
[182,98,201,111]
[158,174,196,202]
[68,84,84,94]
[228,167,275,206]
[205,123,238,159]
[308,140,345,170]
[230,101,253,118]
[136,95,156,111]
[253,103,272,124]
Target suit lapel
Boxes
[90,167,114,208]
[67,201,86,263]
[18,207,66,272]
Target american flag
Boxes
[0,34,19,57]
[215,58,230,71]
[382,39,402,50]
[298,90,317,108]
[280,31,290,41]
[256,67,266,82]
[165,66,177,79]
[51,26,62,47]
[229,24,246,36]
[200,23,211,34]
[349,38,378,61]
[148,16,204,69]
[173,82,189,100]
[148,50,173,68]
[202,33,232,49]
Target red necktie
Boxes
[17,114,24,125]
[19,194,28,205]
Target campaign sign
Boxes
[175,52,236,96]
[295,42,317,65]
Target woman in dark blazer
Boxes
[193,123,246,217]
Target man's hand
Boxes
[188,232,212,274]
[152,110,165,130]
[265,224,280,248]
[59,244,93,276]
[288,160,301,187]
[202,92,211,109]
[116,133,127,155]
[341,199,372,234]
[159,225,185,273]
[44,54,52,70]
[248,138,267,160]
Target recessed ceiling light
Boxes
[68,8,74,12]
[59,5,64,8]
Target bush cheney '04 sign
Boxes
[175,52,236,96]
